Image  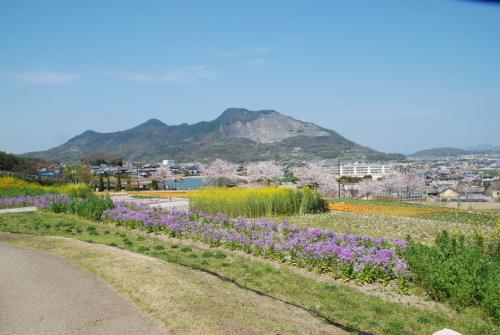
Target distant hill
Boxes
[464,144,500,151]
[411,147,469,157]
[411,145,500,157]
[25,108,405,163]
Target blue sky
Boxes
[1,0,499,155]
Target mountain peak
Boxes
[217,108,277,123]
[24,107,403,162]
[139,118,166,127]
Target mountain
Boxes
[25,108,405,162]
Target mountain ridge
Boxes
[25,108,404,162]
[411,145,500,157]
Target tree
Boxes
[400,173,427,195]
[294,162,338,196]
[152,165,173,189]
[125,179,133,191]
[0,150,39,174]
[105,173,111,191]
[114,173,122,191]
[379,172,402,196]
[246,161,282,187]
[98,174,104,192]
[202,159,237,187]
[357,178,382,199]
[454,161,473,209]
[62,163,79,183]
[110,157,123,166]
[378,172,426,199]
[79,165,92,184]
[151,179,159,190]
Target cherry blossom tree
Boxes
[357,178,382,199]
[379,172,402,196]
[294,162,338,196]
[378,172,426,199]
[246,161,282,187]
[399,173,427,194]
[152,165,173,189]
[202,159,238,187]
[454,161,474,208]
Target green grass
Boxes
[0,187,49,197]
[0,211,497,334]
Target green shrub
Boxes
[51,195,114,221]
[69,196,114,221]
[404,231,500,322]
[65,184,92,198]
[86,225,97,235]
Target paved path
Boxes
[0,241,169,335]
[0,206,37,214]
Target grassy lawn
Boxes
[0,212,497,335]
[6,235,343,335]
[278,212,497,245]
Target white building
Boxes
[331,163,392,178]
[162,160,176,166]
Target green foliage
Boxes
[0,151,40,174]
[62,163,80,183]
[151,179,159,190]
[115,174,122,191]
[53,195,114,221]
[98,174,104,192]
[404,231,500,322]
[64,184,92,198]
[125,179,133,191]
[86,225,97,235]
[190,186,327,217]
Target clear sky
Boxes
[1,0,499,155]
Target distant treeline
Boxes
[82,154,123,166]
[0,151,43,174]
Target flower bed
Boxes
[128,191,192,198]
[328,203,448,217]
[0,176,91,198]
[103,200,408,285]
[0,194,68,209]
[190,186,327,217]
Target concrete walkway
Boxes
[0,206,37,214]
[0,241,169,335]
